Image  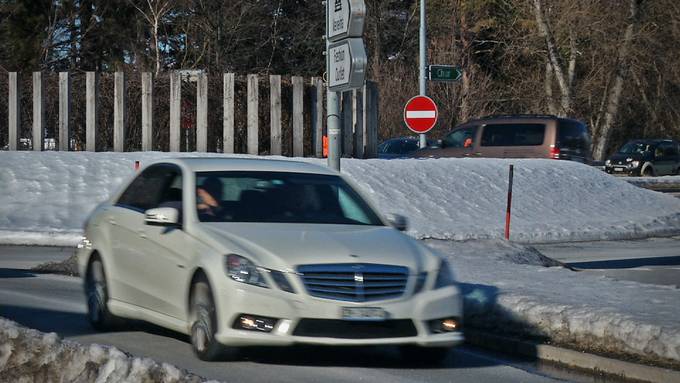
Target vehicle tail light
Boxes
[550,146,561,159]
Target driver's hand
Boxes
[197,188,219,207]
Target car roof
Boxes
[461,114,584,126]
[151,157,338,175]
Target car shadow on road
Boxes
[0,304,94,337]
[0,268,38,278]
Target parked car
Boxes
[77,158,463,362]
[378,137,436,159]
[412,114,592,163]
[605,139,680,176]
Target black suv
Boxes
[605,139,680,176]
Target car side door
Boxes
[135,166,195,320]
[108,165,171,309]
[655,143,675,175]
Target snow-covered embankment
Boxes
[0,318,207,382]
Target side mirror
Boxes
[145,207,180,226]
[385,213,409,231]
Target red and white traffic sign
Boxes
[403,95,438,134]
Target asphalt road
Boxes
[0,245,600,383]
[535,236,680,288]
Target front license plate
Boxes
[341,307,386,321]
[614,167,625,172]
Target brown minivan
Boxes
[412,114,592,163]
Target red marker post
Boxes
[505,164,514,240]
[134,161,141,171]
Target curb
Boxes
[464,330,680,383]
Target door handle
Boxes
[138,231,147,239]
[108,218,117,226]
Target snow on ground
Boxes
[432,240,680,364]
[625,175,680,187]
[2,151,680,246]
[0,317,211,382]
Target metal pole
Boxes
[326,1,341,171]
[418,0,427,149]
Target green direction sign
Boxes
[428,65,462,82]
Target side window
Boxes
[663,143,678,158]
[443,126,477,148]
[481,124,545,147]
[117,165,180,211]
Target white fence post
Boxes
[170,71,181,152]
[223,73,235,154]
[86,72,98,151]
[196,71,208,152]
[310,77,324,158]
[269,75,282,155]
[247,74,259,155]
[8,72,19,151]
[59,72,71,151]
[32,72,44,151]
[292,76,304,157]
[141,72,153,151]
[113,72,125,152]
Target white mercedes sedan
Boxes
[77,158,463,361]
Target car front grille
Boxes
[293,319,417,339]
[296,263,409,302]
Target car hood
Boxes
[197,223,432,273]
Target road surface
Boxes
[535,236,680,288]
[0,245,609,383]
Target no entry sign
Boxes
[403,95,438,134]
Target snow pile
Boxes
[625,175,680,188]
[0,317,211,382]
[431,240,680,364]
[1,151,680,246]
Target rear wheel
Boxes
[190,277,224,361]
[399,345,452,365]
[85,257,122,330]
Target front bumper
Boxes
[605,165,640,176]
[212,283,464,348]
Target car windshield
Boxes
[618,142,651,154]
[195,171,384,226]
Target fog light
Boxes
[429,317,461,334]
[234,314,277,333]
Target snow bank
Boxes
[2,151,680,245]
[0,317,211,382]
[625,175,680,188]
[432,240,680,364]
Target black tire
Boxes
[190,277,224,361]
[85,257,122,331]
[642,166,655,177]
[399,345,452,365]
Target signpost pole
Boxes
[327,39,342,171]
[418,0,427,149]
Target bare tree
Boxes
[129,0,175,75]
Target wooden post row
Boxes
[247,74,259,155]
[86,72,98,151]
[269,75,282,155]
[58,72,70,151]
[32,72,44,151]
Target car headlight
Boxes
[630,161,640,168]
[605,159,611,166]
[225,254,269,288]
[434,259,454,289]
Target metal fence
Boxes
[0,71,378,158]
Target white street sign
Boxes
[328,38,367,93]
[327,0,366,42]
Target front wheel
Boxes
[642,166,655,177]
[190,278,225,361]
[85,257,123,330]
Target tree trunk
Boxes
[545,61,557,115]
[592,0,641,160]
[532,0,572,115]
